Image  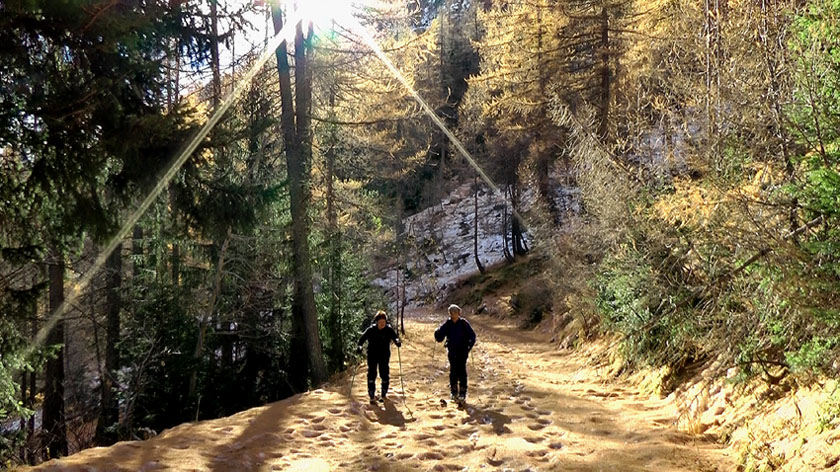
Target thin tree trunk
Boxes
[189,228,231,401]
[474,173,485,274]
[400,263,406,335]
[132,226,143,278]
[599,6,610,141]
[511,184,527,256]
[169,186,180,285]
[326,88,343,368]
[210,0,222,109]
[96,243,122,445]
[502,198,513,262]
[760,0,798,238]
[43,248,67,459]
[27,312,36,464]
[19,370,26,463]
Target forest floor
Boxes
[27,308,735,472]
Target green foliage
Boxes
[121,284,199,431]
[786,336,840,375]
[595,244,691,365]
[818,383,840,432]
[315,240,387,370]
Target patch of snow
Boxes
[373,172,580,310]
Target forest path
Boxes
[31,310,733,471]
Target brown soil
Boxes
[27,309,733,472]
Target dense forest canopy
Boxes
[1,0,838,467]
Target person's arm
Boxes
[390,327,401,347]
[357,326,372,352]
[466,320,476,351]
[434,320,448,342]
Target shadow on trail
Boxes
[464,404,512,435]
[205,398,295,471]
[369,399,407,427]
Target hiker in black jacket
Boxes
[434,304,476,403]
[357,310,401,403]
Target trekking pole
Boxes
[349,354,361,398]
[397,345,414,418]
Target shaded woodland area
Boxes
[1,0,839,468]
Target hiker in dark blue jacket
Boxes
[357,310,401,403]
[434,304,476,402]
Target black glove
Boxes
[356,345,363,354]
[395,339,402,348]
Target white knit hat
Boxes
[448,304,461,314]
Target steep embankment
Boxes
[28,310,732,472]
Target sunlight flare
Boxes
[30,10,302,351]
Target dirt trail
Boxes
[29,311,733,471]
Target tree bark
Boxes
[270,2,327,389]
[19,370,26,463]
[502,199,513,262]
[473,173,485,274]
[27,313,36,464]
[511,184,527,256]
[96,243,122,445]
[189,228,231,401]
[293,18,327,387]
[210,0,222,109]
[132,226,143,278]
[599,6,610,141]
[326,88,344,369]
[43,248,67,459]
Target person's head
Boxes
[374,310,387,329]
[448,304,461,322]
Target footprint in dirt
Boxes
[432,464,462,471]
[417,451,445,460]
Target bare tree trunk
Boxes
[96,243,122,445]
[399,263,406,334]
[27,313,36,464]
[270,2,326,388]
[599,6,610,141]
[511,184,527,256]
[43,248,67,459]
[19,370,26,463]
[760,0,798,238]
[326,88,344,368]
[169,186,180,285]
[473,173,485,274]
[293,18,327,387]
[132,226,143,278]
[189,228,231,401]
[210,0,222,109]
[502,197,513,262]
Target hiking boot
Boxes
[450,393,458,401]
[369,396,376,404]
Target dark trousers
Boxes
[448,350,468,397]
[367,354,390,398]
